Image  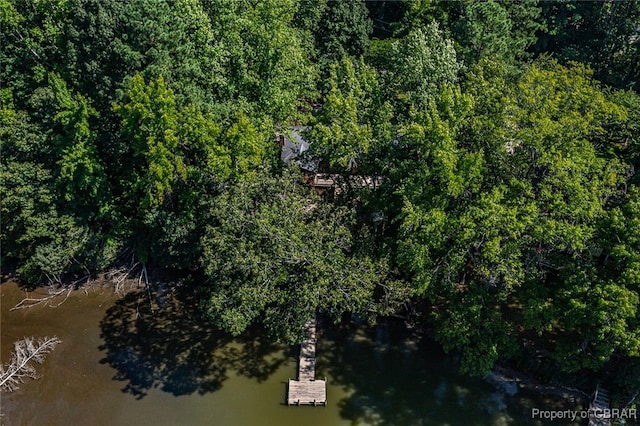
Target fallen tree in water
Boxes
[0,336,62,392]
[10,286,73,311]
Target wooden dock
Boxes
[589,386,611,426]
[286,319,327,406]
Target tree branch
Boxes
[0,337,62,392]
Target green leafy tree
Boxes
[294,0,372,69]
[604,89,640,175]
[1,101,115,284]
[114,74,243,264]
[48,73,107,219]
[0,0,72,106]
[535,0,640,91]
[309,58,391,172]
[87,0,224,109]
[456,1,512,64]
[222,113,269,177]
[500,0,546,60]
[399,0,451,36]
[203,0,317,121]
[200,166,390,342]
[400,0,544,67]
[396,60,633,375]
[114,74,187,209]
[136,103,231,269]
[524,266,639,372]
[396,85,514,374]
[1,105,55,261]
[454,0,544,66]
[388,21,461,112]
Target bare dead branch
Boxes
[0,336,61,392]
[142,265,154,314]
[10,287,70,311]
[106,262,140,294]
[48,286,73,308]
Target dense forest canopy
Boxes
[2,0,640,404]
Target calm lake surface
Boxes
[1,280,583,425]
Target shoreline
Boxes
[2,274,594,413]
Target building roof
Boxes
[280,126,319,172]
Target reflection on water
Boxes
[1,281,582,425]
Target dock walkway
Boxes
[286,318,327,406]
[589,386,611,426]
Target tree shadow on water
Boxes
[317,320,522,426]
[99,287,293,399]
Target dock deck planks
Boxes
[287,379,327,406]
[588,387,611,426]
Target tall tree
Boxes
[456,1,512,64]
[204,0,317,121]
[49,73,107,220]
[308,57,392,172]
[294,0,372,69]
[387,21,461,114]
[400,0,544,67]
[396,60,634,374]
[535,0,640,91]
[0,0,72,108]
[113,74,255,264]
[114,74,187,210]
[200,166,392,342]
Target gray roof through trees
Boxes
[280,126,319,172]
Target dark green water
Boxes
[1,281,583,425]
